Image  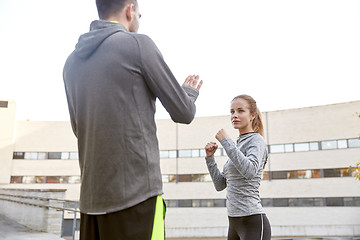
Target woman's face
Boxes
[230,98,255,133]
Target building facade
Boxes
[1,99,360,239]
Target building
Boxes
[1,99,360,239]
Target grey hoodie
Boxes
[206,133,268,217]
[63,20,199,214]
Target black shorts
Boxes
[228,214,271,240]
[80,195,165,240]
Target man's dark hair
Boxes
[96,0,136,19]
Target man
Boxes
[63,0,202,239]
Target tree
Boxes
[351,162,360,181]
[350,112,360,181]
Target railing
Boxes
[0,188,79,239]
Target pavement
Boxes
[0,214,65,240]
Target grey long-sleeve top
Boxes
[63,20,199,214]
[205,132,268,217]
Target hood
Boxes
[237,132,257,144]
[74,20,127,59]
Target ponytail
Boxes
[252,108,264,137]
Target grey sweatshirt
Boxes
[63,20,199,214]
[205,133,268,217]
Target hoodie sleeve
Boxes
[135,34,199,124]
[205,156,227,191]
[220,137,265,179]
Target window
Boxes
[168,150,177,158]
[314,198,324,206]
[13,152,25,159]
[348,138,360,148]
[273,198,289,207]
[35,176,45,183]
[200,199,214,207]
[309,142,319,151]
[337,140,347,149]
[191,174,201,182]
[354,197,360,206]
[162,175,169,183]
[69,152,79,160]
[321,140,337,150]
[169,175,177,182]
[165,200,178,207]
[159,150,177,158]
[178,150,192,158]
[25,152,38,160]
[60,176,69,183]
[288,198,298,207]
[178,174,192,182]
[23,176,36,184]
[270,144,284,153]
[297,170,312,179]
[0,101,8,108]
[294,143,309,152]
[214,199,226,207]
[178,200,192,207]
[271,171,288,179]
[160,151,169,158]
[262,172,269,180]
[324,169,340,178]
[311,169,321,178]
[298,198,314,207]
[68,176,81,184]
[191,149,200,157]
[200,174,212,182]
[61,152,70,160]
[344,197,360,206]
[284,144,294,152]
[261,199,272,207]
[46,176,60,183]
[200,149,206,157]
[48,152,61,159]
[344,197,354,206]
[288,171,296,179]
[10,176,22,183]
[326,197,344,206]
[340,168,351,177]
[192,200,201,207]
[38,152,48,160]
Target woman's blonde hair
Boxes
[232,94,264,137]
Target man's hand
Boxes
[205,142,218,158]
[215,129,229,142]
[183,75,203,91]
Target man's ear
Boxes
[125,4,134,21]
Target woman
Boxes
[205,94,271,240]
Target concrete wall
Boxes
[14,121,77,152]
[0,188,66,235]
[0,100,16,184]
[164,207,360,238]
[265,101,360,143]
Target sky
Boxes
[0,0,359,121]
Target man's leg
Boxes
[96,196,156,240]
[80,213,100,240]
[151,195,166,240]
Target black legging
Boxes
[228,214,271,240]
